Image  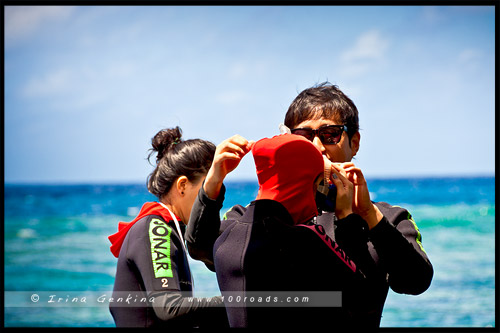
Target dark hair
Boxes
[284,82,360,140]
[147,126,216,199]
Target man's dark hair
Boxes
[284,82,360,140]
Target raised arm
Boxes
[186,135,254,270]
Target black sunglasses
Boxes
[291,125,348,145]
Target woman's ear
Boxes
[176,176,188,196]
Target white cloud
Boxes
[457,49,482,63]
[215,90,250,106]
[227,61,270,80]
[5,6,75,46]
[23,60,139,96]
[107,62,138,79]
[420,6,446,25]
[339,30,389,78]
[23,68,73,97]
[456,48,484,72]
[228,63,248,79]
[341,30,389,61]
[21,67,105,111]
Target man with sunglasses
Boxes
[186,82,433,328]
[283,82,434,327]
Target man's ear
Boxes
[350,132,360,158]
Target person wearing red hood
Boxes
[187,82,434,329]
[186,133,372,329]
[107,127,228,328]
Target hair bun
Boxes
[151,126,183,162]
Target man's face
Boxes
[292,117,360,163]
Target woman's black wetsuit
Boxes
[109,204,228,328]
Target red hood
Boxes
[108,201,175,258]
[252,134,324,224]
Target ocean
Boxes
[4,176,495,328]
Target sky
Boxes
[4,5,496,184]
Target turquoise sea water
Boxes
[4,176,495,328]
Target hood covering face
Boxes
[252,134,324,224]
[108,202,175,258]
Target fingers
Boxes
[334,162,366,185]
[247,140,256,151]
[218,135,253,156]
[223,142,248,157]
[338,162,355,168]
[332,162,355,175]
[330,164,348,186]
[212,134,255,176]
[329,164,352,191]
[227,135,253,151]
[205,135,252,199]
[216,151,243,161]
[329,163,354,219]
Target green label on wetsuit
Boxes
[149,218,173,278]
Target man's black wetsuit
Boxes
[186,185,434,328]
[109,203,228,328]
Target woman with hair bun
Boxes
[108,127,228,328]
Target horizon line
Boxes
[3,172,495,186]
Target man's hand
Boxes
[329,164,354,219]
[334,162,383,229]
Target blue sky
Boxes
[4,5,495,183]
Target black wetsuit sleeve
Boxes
[128,216,227,326]
[369,203,434,295]
[185,183,226,271]
[149,291,226,327]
